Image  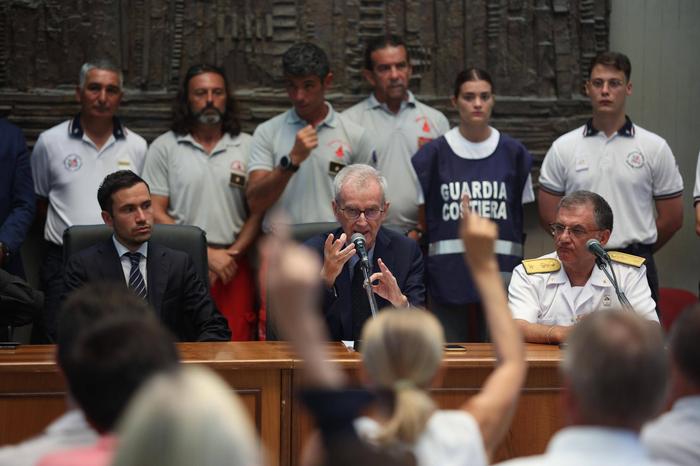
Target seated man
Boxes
[64,170,231,342]
[497,310,668,465]
[508,190,657,344]
[304,164,424,341]
[642,304,700,466]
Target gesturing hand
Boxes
[369,258,408,307]
[320,232,356,288]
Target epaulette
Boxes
[608,251,645,268]
[522,258,561,274]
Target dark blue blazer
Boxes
[0,119,35,277]
[305,227,425,340]
[64,239,231,342]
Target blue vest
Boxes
[412,133,532,305]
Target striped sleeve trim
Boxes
[653,190,683,201]
[538,184,565,196]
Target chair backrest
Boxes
[63,224,209,286]
[659,287,698,332]
[266,222,338,341]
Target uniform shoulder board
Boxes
[522,258,561,274]
[608,251,646,268]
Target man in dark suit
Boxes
[64,170,231,342]
[305,164,425,340]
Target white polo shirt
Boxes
[343,92,450,231]
[539,118,683,249]
[508,252,658,325]
[248,103,375,231]
[31,115,147,245]
[693,150,700,204]
[142,131,252,245]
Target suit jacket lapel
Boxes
[146,242,168,318]
[101,239,128,283]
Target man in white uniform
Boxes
[246,42,375,231]
[497,310,668,466]
[509,190,658,344]
[642,305,700,466]
[143,64,261,340]
[342,34,449,236]
[537,51,683,311]
[31,59,147,341]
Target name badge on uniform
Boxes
[329,161,345,177]
[602,295,612,307]
[117,159,131,169]
[575,158,588,172]
[230,171,246,188]
[418,137,433,148]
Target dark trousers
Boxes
[618,243,659,317]
[428,297,489,342]
[33,243,64,343]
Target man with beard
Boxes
[142,64,261,340]
[508,190,658,344]
[64,170,231,342]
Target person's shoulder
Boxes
[518,252,560,277]
[149,130,178,147]
[122,125,147,146]
[551,124,586,147]
[341,97,372,121]
[37,120,72,141]
[0,118,21,135]
[253,110,290,136]
[631,124,669,146]
[414,98,448,120]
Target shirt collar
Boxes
[112,235,149,259]
[583,115,635,137]
[176,132,241,152]
[547,426,645,457]
[550,253,613,288]
[69,113,126,140]
[286,102,337,129]
[367,90,416,113]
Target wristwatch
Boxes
[280,155,299,172]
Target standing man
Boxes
[304,164,425,341]
[246,42,375,230]
[64,171,231,342]
[31,59,147,341]
[509,191,658,344]
[343,35,449,236]
[538,51,683,309]
[142,64,261,341]
[0,118,35,278]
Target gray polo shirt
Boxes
[343,92,449,231]
[248,103,375,231]
[143,131,253,245]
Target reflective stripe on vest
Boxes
[428,238,523,257]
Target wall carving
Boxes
[0,0,610,166]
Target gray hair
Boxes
[558,190,613,231]
[562,310,668,428]
[333,164,388,205]
[79,59,124,89]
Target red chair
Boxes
[658,287,698,332]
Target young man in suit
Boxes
[63,170,231,342]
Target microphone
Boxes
[586,239,610,261]
[350,233,370,270]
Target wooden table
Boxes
[0,342,563,465]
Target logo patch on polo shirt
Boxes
[64,154,82,171]
[329,161,345,177]
[602,295,612,307]
[626,151,645,168]
[230,172,246,188]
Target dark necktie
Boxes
[351,260,372,341]
[125,252,147,299]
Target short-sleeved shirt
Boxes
[343,92,450,231]
[508,252,659,325]
[642,395,700,466]
[693,150,700,205]
[539,118,683,249]
[355,410,488,466]
[142,131,252,245]
[248,103,376,231]
[31,115,147,245]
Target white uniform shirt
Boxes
[508,252,658,325]
[693,150,700,204]
[496,426,668,466]
[539,119,683,248]
[355,410,488,466]
[642,395,700,466]
[31,116,147,245]
[343,92,450,231]
[248,103,375,231]
[142,131,252,245]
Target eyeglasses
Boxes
[549,223,600,238]
[338,206,384,220]
[589,78,625,90]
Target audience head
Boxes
[97,170,153,250]
[332,164,389,250]
[76,59,124,121]
[360,308,444,444]
[112,365,260,466]
[172,63,241,136]
[363,35,412,106]
[561,310,668,430]
[282,43,332,122]
[668,304,700,395]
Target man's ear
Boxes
[599,229,612,246]
[101,210,113,227]
[625,81,633,96]
[75,85,82,104]
[322,72,334,89]
[362,69,376,87]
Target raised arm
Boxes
[458,196,527,458]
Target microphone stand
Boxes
[360,262,379,318]
[595,257,634,312]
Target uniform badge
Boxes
[329,161,345,177]
[64,154,82,172]
[626,151,645,168]
[327,139,349,159]
[418,136,433,148]
[229,172,246,188]
[117,159,131,169]
[575,158,588,172]
[602,295,612,307]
